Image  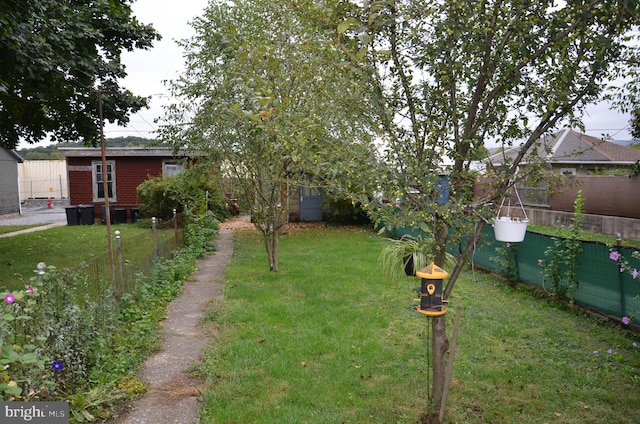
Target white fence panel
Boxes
[18,160,68,199]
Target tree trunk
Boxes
[264,227,278,272]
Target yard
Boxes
[199,225,640,423]
[0,223,638,423]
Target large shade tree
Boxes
[161,0,375,271]
[0,0,160,149]
[333,0,640,420]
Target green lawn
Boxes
[199,226,640,423]
[0,224,151,291]
[0,224,47,235]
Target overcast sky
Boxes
[107,0,634,144]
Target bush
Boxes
[136,163,229,221]
[323,197,371,225]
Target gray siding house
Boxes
[0,148,23,216]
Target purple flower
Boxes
[51,361,63,371]
[506,242,511,248]
[607,348,613,354]
[622,316,631,325]
[609,251,620,261]
[620,267,625,273]
[537,259,543,265]
[633,269,639,280]
[27,286,34,295]
[4,293,15,304]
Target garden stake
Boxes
[439,308,461,423]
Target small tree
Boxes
[161,0,373,271]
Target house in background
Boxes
[60,147,201,223]
[480,129,640,233]
[486,128,640,176]
[0,148,24,216]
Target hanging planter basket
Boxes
[493,184,529,243]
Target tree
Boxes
[335,0,639,421]
[0,0,160,149]
[632,108,640,141]
[161,0,374,271]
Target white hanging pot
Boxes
[494,182,529,242]
[493,216,529,242]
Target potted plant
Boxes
[493,185,529,242]
[378,234,456,281]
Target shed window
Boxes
[92,161,116,202]
[163,160,184,177]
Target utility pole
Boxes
[93,89,117,291]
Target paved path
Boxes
[110,224,235,424]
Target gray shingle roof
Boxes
[487,129,640,165]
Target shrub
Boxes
[136,162,229,221]
[539,190,584,300]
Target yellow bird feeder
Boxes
[415,262,448,317]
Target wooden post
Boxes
[439,308,462,423]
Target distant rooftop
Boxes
[58,146,205,158]
[487,129,640,165]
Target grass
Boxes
[199,225,640,423]
[0,224,46,235]
[0,224,153,291]
[528,223,640,248]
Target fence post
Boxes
[616,234,627,318]
[37,262,46,283]
[115,230,126,297]
[152,217,158,259]
[173,208,178,247]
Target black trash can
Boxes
[65,206,80,226]
[101,205,114,224]
[78,205,95,225]
[114,208,128,224]
[129,207,141,223]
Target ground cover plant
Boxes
[0,212,219,421]
[200,226,640,423]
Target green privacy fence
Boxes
[393,225,640,330]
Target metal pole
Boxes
[95,90,116,291]
[152,217,158,259]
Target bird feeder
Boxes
[493,184,528,243]
[415,262,448,317]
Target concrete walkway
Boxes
[110,224,235,424]
[0,204,67,237]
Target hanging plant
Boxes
[378,234,456,282]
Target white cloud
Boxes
[103,0,209,139]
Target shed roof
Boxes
[59,147,205,158]
[487,129,640,166]
[1,148,24,163]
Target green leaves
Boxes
[0,0,161,148]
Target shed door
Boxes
[299,186,323,221]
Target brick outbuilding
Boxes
[60,147,200,223]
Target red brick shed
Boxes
[60,147,200,223]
